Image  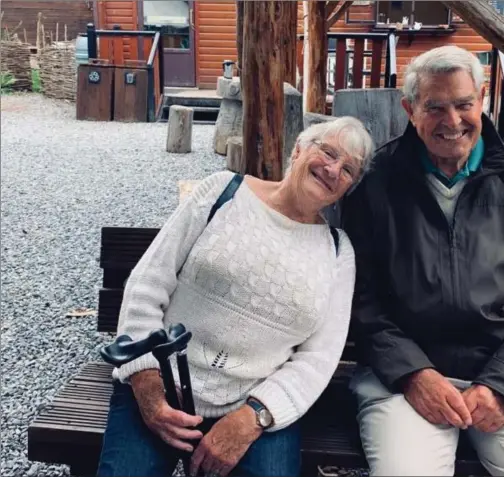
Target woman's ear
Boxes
[291,142,301,162]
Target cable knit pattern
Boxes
[113,171,356,431]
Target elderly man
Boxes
[342,45,504,475]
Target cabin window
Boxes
[142,0,190,49]
[375,1,450,27]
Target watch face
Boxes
[258,409,273,427]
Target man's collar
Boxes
[419,136,484,188]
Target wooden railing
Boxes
[489,47,504,137]
[297,31,397,96]
[327,32,397,91]
[85,23,164,122]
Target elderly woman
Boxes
[97,117,374,477]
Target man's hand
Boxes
[130,370,204,452]
[190,405,263,477]
[463,384,504,433]
[403,368,473,429]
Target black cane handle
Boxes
[100,329,168,366]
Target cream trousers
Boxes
[349,367,504,476]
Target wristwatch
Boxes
[246,398,273,429]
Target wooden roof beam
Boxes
[442,0,504,52]
[327,1,354,30]
[326,1,341,19]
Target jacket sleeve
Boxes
[341,180,434,391]
[473,342,504,398]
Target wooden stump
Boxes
[166,105,193,153]
[226,136,244,173]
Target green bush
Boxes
[0,71,16,94]
[32,68,41,93]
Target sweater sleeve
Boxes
[114,171,235,383]
[248,232,355,431]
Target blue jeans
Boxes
[97,382,301,477]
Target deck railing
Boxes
[489,47,504,137]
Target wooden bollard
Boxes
[226,136,244,173]
[166,105,193,153]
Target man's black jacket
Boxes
[341,114,504,397]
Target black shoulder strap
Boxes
[330,227,340,256]
[207,174,244,224]
[206,173,339,255]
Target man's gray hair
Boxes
[295,116,375,176]
[403,45,485,103]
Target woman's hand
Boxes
[190,405,263,477]
[130,370,204,452]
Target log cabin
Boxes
[92,0,498,90]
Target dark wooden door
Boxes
[113,68,149,122]
[76,64,114,121]
[142,0,196,87]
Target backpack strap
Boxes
[207,174,244,224]
[206,173,339,255]
[330,226,340,256]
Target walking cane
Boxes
[100,324,196,475]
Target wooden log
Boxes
[166,105,193,153]
[332,89,409,148]
[226,136,244,173]
[236,0,244,81]
[242,1,289,181]
[283,1,298,88]
[442,1,504,52]
[306,1,328,114]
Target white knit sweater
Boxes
[113,171,356,431]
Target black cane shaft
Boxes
[159,359,181,410]
[176,351,195,416]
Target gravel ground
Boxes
[1,93,226,477]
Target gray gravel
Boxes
[1,93,226,477]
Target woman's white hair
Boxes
[292,116,375,177]
[403,45,485,104]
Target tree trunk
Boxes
[441,1,504,52]
[306,1,328,114]
[283,1,299,88]
[242,1,288,180]
[236,0,244,81]
[302,1,310,111]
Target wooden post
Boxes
[242,1,288,181]
[306,1,328,114]
[226,136,244,173]
[442,1,504,52]
[166,106,193,153]
[283,1,298,88]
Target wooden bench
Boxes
[28,227,487,476]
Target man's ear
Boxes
[401,97,414,118]
[478,86,486,103]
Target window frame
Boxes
[374,0,452,28]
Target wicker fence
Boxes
[39,41,77,101]
[0,40,33,91]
